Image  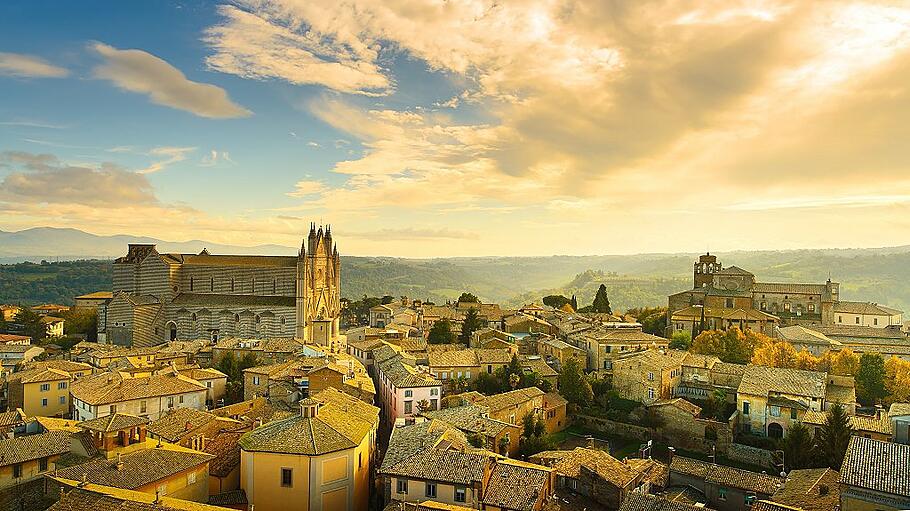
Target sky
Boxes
[2,0,910,257]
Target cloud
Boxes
[200,149,234,167]
[346,227,480,241]
[0,151,158,207]
[138,146,196,174]
[287,180,327,198]
[203,4,391,95]
[91,42,252,118]
[0,120,65,129]
[0,52,68,78]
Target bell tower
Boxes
[694,253,721,289]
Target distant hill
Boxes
[0,227,295,263]
[1,227,909,313]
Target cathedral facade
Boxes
[104,224,341,348]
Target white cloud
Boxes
[92,42,252,118]
[287,180,327,197]
[203,4,391,95]
[0,52,68,78]
[138,146,196,174]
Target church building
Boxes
[104,224,341,348]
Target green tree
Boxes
[558,358,593,410]
[856,353,887,405]
[815,404,853,470]
[459,307,485,344]
[457,292,479,303]
[591,284,612,314]
[14,307,46,342]
[475,371,505,394]
[427,319,457,344]
[62,307,98,341]
[668,331,692,351]
[542,295,571,309]
[780,423,814,471]
[381,295,395,304]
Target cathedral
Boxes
[104,224,341,348]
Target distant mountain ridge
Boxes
[0,227,296,263]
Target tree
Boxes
[518,413,553,458]
[690,327,770,364]
[795,350,819,371]
[542,295,571,309]
[668,331,691,351]
[459,307,485,344]
[62,307,98,341]
[856,353,887,405]
[591,284,612,314]
[627,307,668,336]
[427,319,457,344]
[14,307,46,343]
[416,399,432,413]
[381,295,395,304]
[885,356,910,403]
[751,339,798,369]
[815,404,853,470]
[828,348,860,376]
[457,292,479,303]
[780,423,814,471]
[558,358,593,409]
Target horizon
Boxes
[3,1,910,257]
[3,224,910,261]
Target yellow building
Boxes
[0,431,72,489]
[736,365,828,438]
[611,349,687,404]
[5,367,72,417]
[239,387,379,511]
[48,483,236,511]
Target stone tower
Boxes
[295,224,341,346]
[694,253,721,289]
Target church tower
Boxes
[296,224,341,347]
[693,253,721,289]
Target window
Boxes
[855,317,860,324]
[190,277,194,291]
[874,318,878,325]
[430,388,439,396]
[42,398,48,407]
[784,303,791,311]
[465,370,471,379]
[168,396,175,408]
[605,345,611,353]
[430,399,438,410]
[58,381,67,390]
[743,401,750,415]
[487,364,493,373]
[808,303,815,312]
[253,376,261,385]
[140,401,147,413]
[59,396,66,405]
[454,486,466,503]
[790,408,798,420]
[230,278,235,292]
[210,277,214,292]
[725,298,734,308]
[404,390,413,398]
[179,395,184,404]
[397,479,408,494]
[426,482,437,498]
[760,302,767,310]
[647,372,654,381]
[647,388,655,400]
[187,471,196,484]
[207,381,213,388]
[281,468,293,487]
[13,464,22,478]
[40,383,50,392]
[39,458,48,472]
[770,405,781,417]
[718,488,727,501]
[838,315,843,323]
[192,313,197,322]
[404,401,412,414]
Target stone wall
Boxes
[648,404,733,456]
[575,414,650,441]
[725,443,775,469]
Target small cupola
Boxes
[299,397,321,418]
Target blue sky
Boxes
[2,1,910,256]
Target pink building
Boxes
[374,344,442,426]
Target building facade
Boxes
[105,224,341,348]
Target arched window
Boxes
[251,277,256,293]
[255,315,261,324]
[230,278,235,292]
[192,313,197,322]
[210,277,214,292]
[189,277,194,292]
[234,313,240,322]
[280,316,286,325]
[272,278,277,294]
